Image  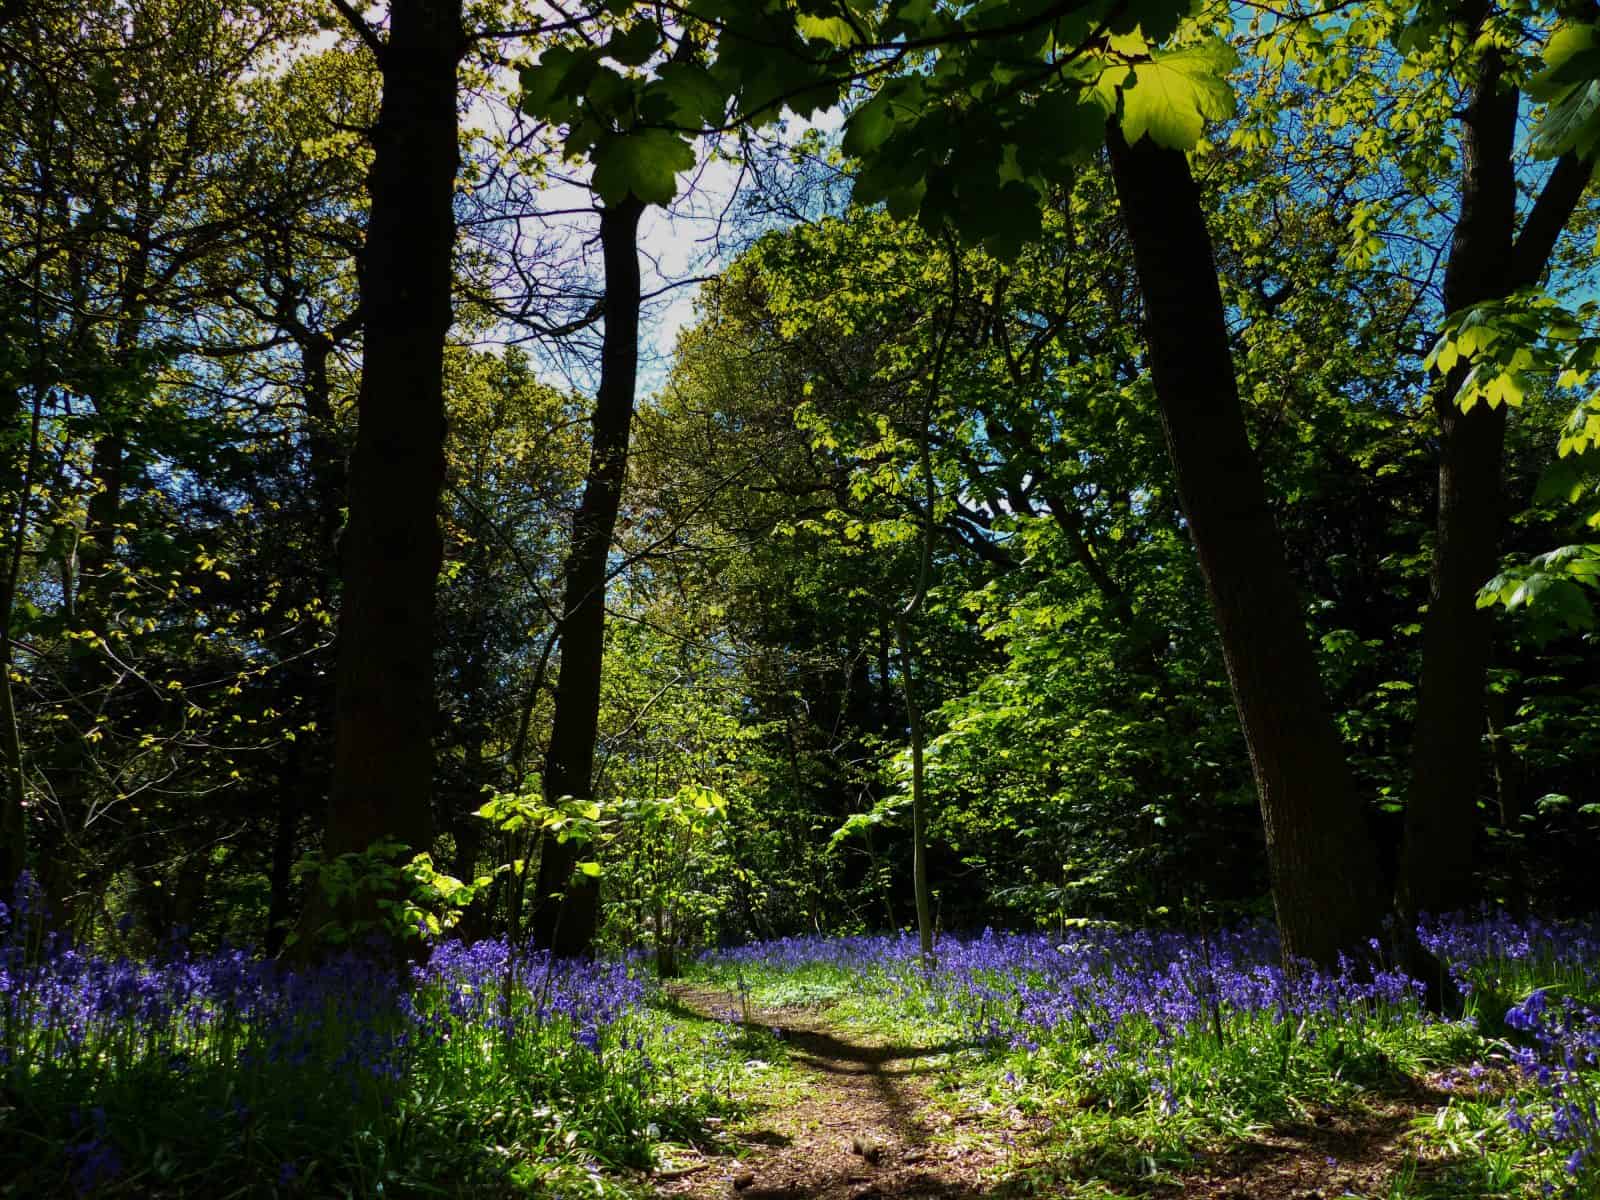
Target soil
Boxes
[654,984,1020,1199]
[1177,1098,1439,1199]
[650,986,1447,1200]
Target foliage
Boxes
[290,838,493,947]
[6,0,1600,1192]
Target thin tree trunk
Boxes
[530,196,645,957]
[454,736,486,879]
[1106,124,1384,968]
[863,824,898,930]
[0,361,46,889]
[265,785,301,957]
[321,0,462,882]
[894,613,934,966]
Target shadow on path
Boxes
[653,985,1450,1200]
[658,985,1016,1200]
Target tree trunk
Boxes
[530,196,645,957]
[321,0,462,878]
[1106,124,1384,968]
[894,613,934,967]
[264,785,300,957]
[1399,50,1592,922]
[0,374,45,889]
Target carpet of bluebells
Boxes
[0,877,750,1198]
[6,873,1600,1200]
[703,915,1600,1197]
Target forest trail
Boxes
[654,986,1442,1200]
[656,984,1020,1199]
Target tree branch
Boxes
[329,0,386,60]
[1510,151,1594,288]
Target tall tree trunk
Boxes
[894,613,934,966]
[454,734,486,878]
[1399,48,1593,921]
[265,782,301,957]
[269,326,345,952]
[321,0,462,879]
[0,341,47,889]
[1106,125,1384,968]
[0,409,40,888]
[530,196,645,957]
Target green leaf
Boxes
[1529,24,1600,100]
[1534,458,1587,506]
[606,22,660,67]
[590,128,696,205]
[1505,572,1597,630]
[1533,79,1600,159]
[1529,26,1600,160]
[797,14,863,45]
[649,62,727,127]
[1130,0,1199,43]
[576,860,603,878]
[1023,91,1110,170]
[1116,41,1238,151]
[888,0,935,27]
[960,179,1044,261]
[842,78,924,159]
[1482,370,1527,409]
[520,47,599,124]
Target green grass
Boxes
[687,925,1600,1199]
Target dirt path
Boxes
[656,985,1020,1199]
[653,987,1446,1200]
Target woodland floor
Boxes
[650,986,1453,1200]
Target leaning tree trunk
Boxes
[1106,125,1384,969]
[1400,45,1593,923]
[321,0,461,877]
[530,196,645,957]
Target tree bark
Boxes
[1399,51,1592,921]
[530,196,645,957]
[265,783,301,957]
[1106,124,1384,968]
[894,612,934,966]
[0,346,47,891]
[322,0,462,874]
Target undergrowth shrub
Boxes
[0,875,745,1197]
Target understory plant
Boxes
[700,914,1600,1195]
[0,874,747,1197]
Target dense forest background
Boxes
[3,0,1600,972]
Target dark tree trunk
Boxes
[265,786,301,957]
[0,374,45,889]
[321,0,462,877]
[894,613,934,966]
[454,735,486,879]
[1400,56,1518,924]
[1399,50,1592,922]
[268,320,346,952]
[530,197,645,957]
[1106,125,1384,968]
